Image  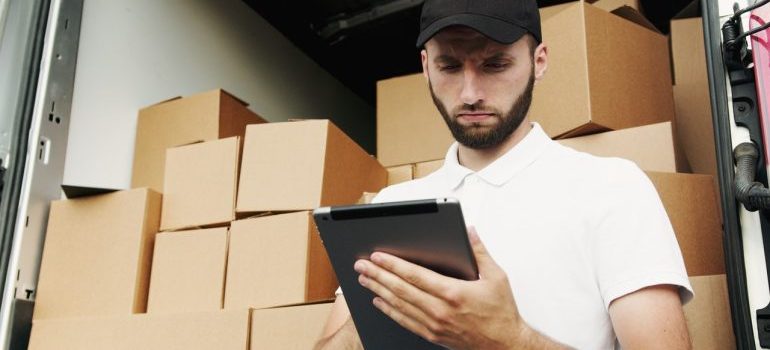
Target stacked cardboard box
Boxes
[30,90,388,348]
[371,1,733,348]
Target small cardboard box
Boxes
[671,16,718,179]
[147,227,228,314]
[376,74,454,167]
[160,137,239,231]
[250,302,334,349]
[224,211,337,309]
[532,2,674,138]
[557,121,689,172]
[28,309,251,350]
[237,120,387,213]
[386,164,414,186]
[131,89,266,193]
[414,159,444,179]
[683,275,736,350]
[647,172,724,276]
[33,188,161,320]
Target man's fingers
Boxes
[467,226,503,279]
[355,259,441,311]
[372,297,441,345]
[358,274,439,331]
[368,252,455,296]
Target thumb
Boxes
[467,226,502,279]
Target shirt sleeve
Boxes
[590,161,693,309]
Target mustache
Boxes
[452,103,501,116]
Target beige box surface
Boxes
[34,188,161,320]
[376,74,454,167]
[414,159,444,179]
[386,164,414,186]
[647,172,724,276]
[29,309,251,350]
[684,275,736,350]
[590,0,640,12]
[671,17,717,179]
[225,211,337,309]
[147,227,228,313]
[132,89,266,193]
[532,2,674,138]
[557,121,688,172]
[250,302,333,349]
[161,137,239,231]
[237,120,387,213]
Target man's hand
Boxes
[354,227,566,349]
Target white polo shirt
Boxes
[372,123,693,349]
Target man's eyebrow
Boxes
[485,52,513,60]
[433,54,459,63]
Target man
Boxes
[315,0,693,348]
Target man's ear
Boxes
[533,43,548,82]
[421,49,430,81]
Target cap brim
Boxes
[416,13,528,48]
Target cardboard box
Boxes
[376,74,454,167]
[590,0,640,12]
[237,120,387,213]
[34,188,161,320]
[557,121,689,172]
[131,89,266,193]
[387,164,414,186]
[160,137,239,231]
[225,211,337,309]
[683,275,736,350]
[671,17,718,179]
[250,302,333,349]
[28,309,251,350]
[358,192,379,204]
[647,172,724,276]
[532,2,674,138]
[414,159,444,179]
[147,227,228,313]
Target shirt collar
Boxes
[437,123,553,189]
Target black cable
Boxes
[727,21,770,49]
[732,0,770,21]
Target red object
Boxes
[751,5,770,163]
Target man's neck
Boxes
[457,120,533,172]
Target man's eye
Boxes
[440,65,460,71]
[485,62,509,70]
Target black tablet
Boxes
[313,198,478,350]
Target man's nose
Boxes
[460,67,484,106]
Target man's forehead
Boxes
[427,26,514,56]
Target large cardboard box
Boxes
[34,188,161,320]
[237,120,387,213]
[532,2,674,138]
[376,74,453,167]
[557,121,689,172]
[414,159,444,179]
[28,309,251,350]
[147,227,228,313]
[386,164,414,186]
[590,0,640,12]
[671,17,718,179]
[225,211,337,309]
[131,89,266,193]
[250,302,333,349]
[160,137,239,231]
[683,275,736,349]
[647,172,724,276]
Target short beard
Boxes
[429,70,535,150]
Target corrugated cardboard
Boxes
[147,227,228,313]
[557,121,689,172]
[590,0,640,12]
[376,74,454,167]
[236,120,387,213]
[531,2,674,138]
[386,164,414,186]
[683,275,736,350]
[28,309,251,350]
[224,211,337,309]
[414,159,444,179]
[250,302,333,349]
[160,137,239,231]
[647,172,724,276]
[671,17,718,179]
[33,188,161,320]
[131,89,266,193]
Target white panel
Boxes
[64,0,374,189]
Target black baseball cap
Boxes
[416,0,542,48]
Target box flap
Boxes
[610,5,659,32]
[61,185,120,199]
[673,0,700,20]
